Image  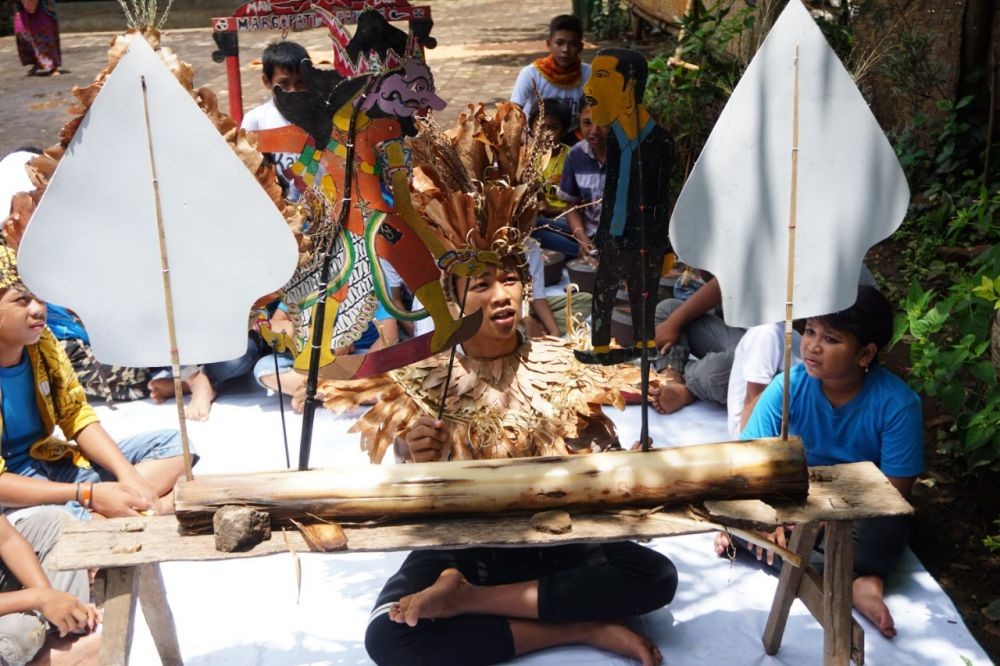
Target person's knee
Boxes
[644,552,679,610]
[0,613,47,666]
[366,614,430,666]
[654,298,683,326]
[11,506,69,553]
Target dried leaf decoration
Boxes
[320,337,633,462]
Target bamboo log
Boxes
[175,438,809,534]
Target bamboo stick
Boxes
[140,76,193,482]
[174,437,809,533]
[781,46,801,442]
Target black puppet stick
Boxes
[435,275,473,422]
[298,77,379,470]
[632,65,653,453]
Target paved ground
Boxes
[0,0,601,156]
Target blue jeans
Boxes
[253,352,294,390]
[532,217,582,259]
[203,332,266,388]
[10,429,191,520]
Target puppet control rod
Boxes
[140,75,195,482]
[298,77,378,471]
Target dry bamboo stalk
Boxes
[781,45,801,442]
[174,438,809,533]
[140,76,193,482]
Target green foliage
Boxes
[643,2,754,191]
[590,0,630,41]
[985,520,1000,555]
[881,27,947,117]
[894,242,1000,472]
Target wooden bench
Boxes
[51,462,911,666]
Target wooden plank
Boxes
[705,463,913,528]
[798,567,865,666]
[137,563,183,665]
[98,567,138,666]
[175,439,810,533]
[823,521,855,666]
[762,522,821,654]
[51,511,711,571]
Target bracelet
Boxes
[74,482,81,504]
[81,482,93,511]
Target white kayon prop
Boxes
[17,36,298,368]
[669,0,909,329]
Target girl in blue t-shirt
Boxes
[724,286,923,639]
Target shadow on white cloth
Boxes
[94,383,990,665]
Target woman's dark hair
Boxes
[262,40,309,81]
[814,285,894,351]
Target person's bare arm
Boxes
[654,276,722,353]
[887,476,916,499]
[565,208,593,257]
[739,381,769,433]
[0,519,97,635]
[74,423,159,513]
[531,299,560,337]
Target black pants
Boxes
[365,542,677,666]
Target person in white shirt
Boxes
[726,322,802,438]
[510,15,591,127]
[240,40,308,202]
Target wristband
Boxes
[75,482,81,504]
[81,482,93,511]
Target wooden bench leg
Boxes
[138,563,183,665]
[97,567,137,666]
[762,522,820,654]
[799,567,865,665]
[823,520,854,666]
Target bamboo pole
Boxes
[140,76,193,482]
[174,437,809,533]
[781,45,801,442]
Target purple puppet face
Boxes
[361,60,446,118]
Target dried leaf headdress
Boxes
[407,101,552,295]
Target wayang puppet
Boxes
[254,10,494,380]
[574,48,674,366]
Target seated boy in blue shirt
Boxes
[0,246,190,520]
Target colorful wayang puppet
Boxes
[319,103,635,462]
[574,48,674,366]
[254,10,491,382]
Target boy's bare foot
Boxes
[648,379,695,415]
[853,575,895,638]
[184,371,216,422]
[147,378,190,403]
[582,621,662,666]
[29,630,100,665]
[389,568,471,627]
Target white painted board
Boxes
[18,36,298,367]
[668,0,909,328]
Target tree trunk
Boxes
[175,438,810,534]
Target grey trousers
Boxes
[653,298,746,405]
[0,507,89,666]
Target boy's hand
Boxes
[654,317,682,354]
[401,417,450,462]
[37,589,98,636]
[118,471,164,515]
[90,482,154,518]
[748,526,789,567]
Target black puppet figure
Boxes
[574,48,674,367]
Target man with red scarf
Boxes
[511,15,589,126]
